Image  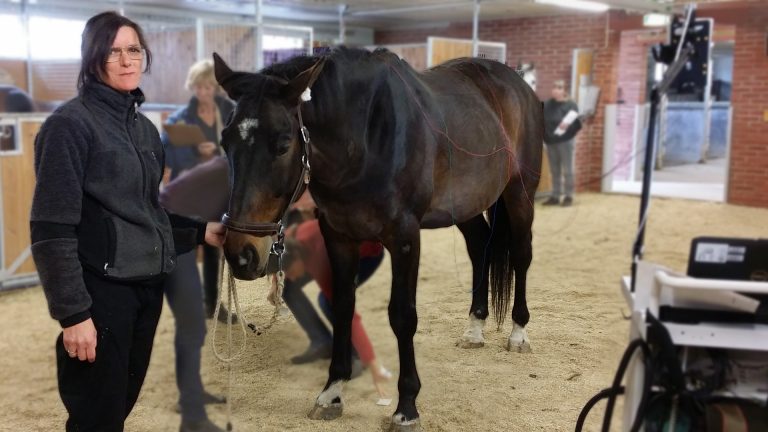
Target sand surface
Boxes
[2,193,766,431]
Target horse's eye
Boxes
[275,133,291,156]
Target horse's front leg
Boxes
[385,218,422,432]
[308,218,359,421]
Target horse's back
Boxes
[418,58,543,227]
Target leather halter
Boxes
[221,102,312,240]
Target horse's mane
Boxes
[261,55,319,81]
[260,46,403,82]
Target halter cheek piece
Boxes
[221,102,313,268]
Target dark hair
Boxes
[77,11,152,89]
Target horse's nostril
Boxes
[238,244,258,270]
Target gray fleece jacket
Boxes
[30,82,204,327]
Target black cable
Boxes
[602,338,650,432]
[575,387,624,432]
[575,338,650,432]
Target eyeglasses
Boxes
[106,45,144,63]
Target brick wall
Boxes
[377,5,768,207]
[612,30,656,181]
[728,12,768,207]
[376,12,630,192]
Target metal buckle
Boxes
[300,126,310,144]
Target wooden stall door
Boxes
[538,148,552,195]
[385,44,427,71]
[428,37,473,67]
[2,121,40,274]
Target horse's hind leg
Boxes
[456,215,491,349]
[501,186,534,353]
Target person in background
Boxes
[0,68,35,113]
[542,79,582,207]
[160,60,236,432]
[29,11,226,432]
[162,59,236,321]
[268,209,392,397]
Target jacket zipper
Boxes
[103,217,117,275]
[127,103,162,275]
[127,102,148,200]
[128,102,168,275]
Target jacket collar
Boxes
[80,81,145,115]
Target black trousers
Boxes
[56,269,164,432]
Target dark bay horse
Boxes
[213,47,542,431]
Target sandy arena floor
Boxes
[1,193,766,431]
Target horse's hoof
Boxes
[506,338,532,353]
[457,315,485,349]
[308,403,343,420]
[456,337,484,349]
[389,414,421,432]
[507,323,532,353]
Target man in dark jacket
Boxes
[542,79,581,207]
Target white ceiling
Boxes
[165,0,678,27]
[23,0,748,29]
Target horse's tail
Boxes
[488,196,513,326]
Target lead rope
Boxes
[211,251,290,430]
[211,254,247,431]
[210,97,310,430]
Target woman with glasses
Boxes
[30,11,226,432]
[542,79,582,207]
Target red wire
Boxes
[387,62,538,209]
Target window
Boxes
[29,16,84,60]
[263,34,304,50]
[0,14,26,58]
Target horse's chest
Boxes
[317,203,383,240]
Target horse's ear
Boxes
[516,59,522,70]
[529,62,535,70]
[213,52,252,101]
[282,57,327,105]
[213,53,231,82]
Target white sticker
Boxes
[695,243,729,264]
[726,245,746,263]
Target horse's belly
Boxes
[423,144,510,227]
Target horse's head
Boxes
[516,61,537,92]
[213,53,324,280]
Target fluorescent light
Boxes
[643,13,671,27]
[535,0,610,13]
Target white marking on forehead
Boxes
[238,118,259,141]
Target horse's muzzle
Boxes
[225,243,265,280]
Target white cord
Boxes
[210,255,290,430]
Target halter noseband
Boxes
[221,102,312,241]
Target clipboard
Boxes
[163,123,208,147]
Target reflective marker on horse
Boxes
[214,47,543,431]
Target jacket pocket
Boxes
[103,217,117,274]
